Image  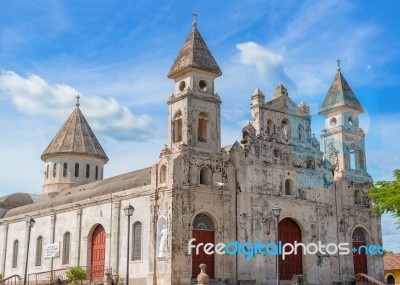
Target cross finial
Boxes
[192,12,198,27]
[337,58,341,71]
[76,94,80,107]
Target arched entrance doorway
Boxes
[192,214,215,278]
[279,218,303,280]
[352,228,367,275]
[386,274,395,284]
[91,224,106,281]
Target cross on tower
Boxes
[337,58,341,70]
[192,12,198,26]
[76,94,80,107]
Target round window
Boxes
[199,80,207,91]
[329,117,337,127]
[179,81,186,91]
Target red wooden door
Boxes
[279,218,303,280]
[91,225,106,281]
[192,230,215,278]
[353,241,367,275]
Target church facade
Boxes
[0,20,383,285]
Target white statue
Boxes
[158,225,167,257]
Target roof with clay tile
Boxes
[384,253,400,270]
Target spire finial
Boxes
[192,12,198,27]
[76,94,80,107]
[337,58,341,71]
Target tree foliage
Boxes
[66,267,87,285]
[368,169,400,224]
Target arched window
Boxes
[132,222,142,261]
[281,119,289,141]
[75,163,79,177]
[355,190,363,205]
[160,165,167,183]
[193,214,215,230]
[349,144,357,170]
[173,111,183,143]
[352,229,366,242]
[12,240,18,268]
[46,164,49,178]
[53,163,57,177]
[35,236,43,266]
[267,119,274,135]
[95,166,99,180]
[198,112,209,142]
[285,179,294,196]
[63,163,68,178]
[86,164,90,178]
[298,124,304,142]
[200,167,211,185]
[62,232,70,265]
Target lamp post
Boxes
[24,217,36,285]
[124,204,135,285]
[272,204,281,285]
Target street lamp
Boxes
[271,204,281,285]
[24,217,36,285]
[124,204,135,285]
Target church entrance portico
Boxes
[191,214,215,279]
[90,224,106,281]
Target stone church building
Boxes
[0,19,383,285]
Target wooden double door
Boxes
[192,230,215,278]
[91,225,106,281]
[279,218,303,280]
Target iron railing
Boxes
[0,275,22,285]
[355,273,386,285]
[28,268,69,285]
[27,266,111,285]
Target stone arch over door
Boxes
[90,224,106,281]
[352,227,368,275]
[279,218,303,280]
[192,213,215,279]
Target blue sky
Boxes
[0,1,399,251]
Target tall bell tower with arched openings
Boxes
[167,13,222,155]
[319,60,369,181]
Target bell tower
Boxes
[319,60,368,180]
[167,14,222,154]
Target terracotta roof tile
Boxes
[384,253,400,270]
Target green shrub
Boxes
[0,273,3,280]
[66,267,87,285]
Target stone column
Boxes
[74,208,82,267]
[147,193,158,285]
[110,200,121,274]
[50,213,56,274]
[1,223,9,276]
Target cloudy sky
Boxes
[0,1,399,251]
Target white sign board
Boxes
[45,243,60,258]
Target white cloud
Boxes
[0,70,153,141]
[234,42,295,90]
